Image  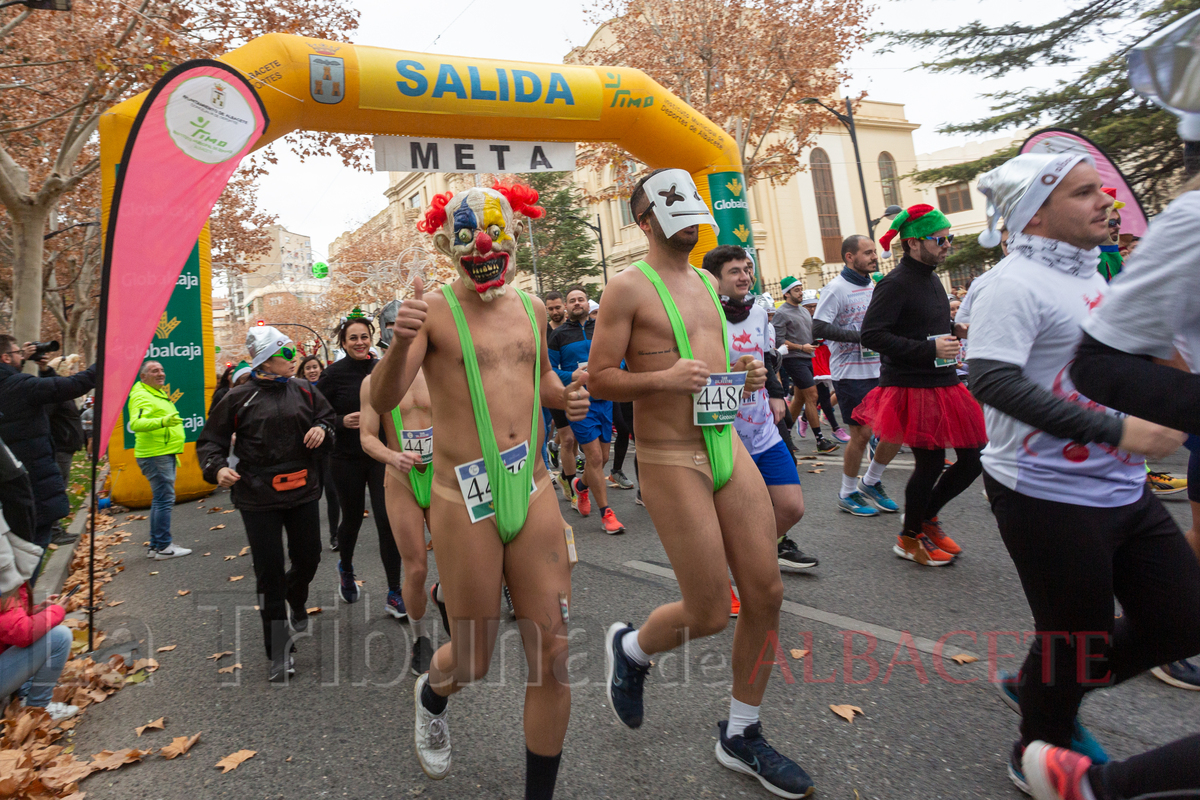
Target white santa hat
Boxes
[975,152,1094,249]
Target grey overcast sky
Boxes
[253,0,1092,260]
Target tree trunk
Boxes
[11,202,49,370]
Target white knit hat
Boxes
[246,326,293,370]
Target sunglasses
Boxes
[923,235,955,247]
[1107,219,1120,229]
[274,346,296,361]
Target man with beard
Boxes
[370,180,588,799]
[542,290,578,488]
[588,169,813,799]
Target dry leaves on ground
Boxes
[215,749,256,773]
[126,514,148,520]
[60,520,131,613]
[808,469,825,473]
[216,663,242,675]
[160,733,200,760]
[134,718,164,736]
[203,552,211,556]
[206,651,233,661]
[209,524,226,531]
[790,649,810,660]
[156,645,177,653]
[238,546,250,556]
[228,576,243,582]
[830,704,864,724]
[222,510,235,514]
[951,654,979,665]
[223,555,236,561]
[177,590,190,597]
[206,506,222,514]
[305,607,322,615]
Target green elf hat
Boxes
[780,275,801,293]
[232,360,252,383]
[878,203,952,255]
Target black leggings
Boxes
[240,499,322,656]
[332,456,401,591]
[613,401,637,476]
[904,447,982,533]
[985,475,1200,798]
[318,453,340,541]
[816,382,840,429]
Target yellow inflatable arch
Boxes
[100,33,753,505]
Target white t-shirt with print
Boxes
[728,305,783,456]
[812,274,879,381]
[969,234,1145,507]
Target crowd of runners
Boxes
[186,152,1200,800]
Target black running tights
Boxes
[903,446,981,534]
[332,456,401,591]
[240,499,322,656]
[816,382,839,429]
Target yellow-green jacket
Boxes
[127,381,184,458]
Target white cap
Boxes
[588,300,599,313]
[246,325,293,370]
[800,289,819,306]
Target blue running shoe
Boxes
[837,491,880,517]
[857,478,899,512]
[1151,657,1200,690]
[998,671,1109,764]
[386,589,407,620]
[605,623,650,729]
[1008,741,1030,795]
[998,669,1021,713]
[716,721,814,799]
[337,561,360,604]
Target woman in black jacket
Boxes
[316,313,402,618]
[298,355,340,546]
[198,326,335,683]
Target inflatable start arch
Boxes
[99,34,753,505]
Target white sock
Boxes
[410,608,428,640]
[726,696,760,738]
[840,473,859,499]
[621,628,651,666]
[864,459,887,487]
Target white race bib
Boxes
[454,440,536,524]
[694,372,746,426]
[401,427,433,464]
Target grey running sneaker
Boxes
[607,470,634,490]
[413,673,451,779]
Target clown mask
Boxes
[418,182,544,302]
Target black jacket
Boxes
[315,356,377,459]
[0,362,96,528]
[48,398,85,454]
[860,255,960,388]
[197,376,335,511]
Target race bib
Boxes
[454,440,536,524]
[860,346,880,360]
[401,427,433,464]
[928,334,957,368]
[694,372,746,426]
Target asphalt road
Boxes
[65,440,1198,800]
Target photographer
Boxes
[0,336,95,559]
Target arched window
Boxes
[878,151,901,209]
[810,148,842,263]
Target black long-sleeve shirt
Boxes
[315,356,377,459]
[860,255,959,388]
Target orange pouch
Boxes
[272,470,308,491]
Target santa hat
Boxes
[879,204,952,255]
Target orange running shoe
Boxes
[892,533,954,566]
[729,585,741,617]
[922,517,961,555]
[602,508,626,535]
[1022,740,1093,800]
[573,477,591,517]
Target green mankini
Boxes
[633,260,736,491]
[389,406,433,510]
[442,285,542,543]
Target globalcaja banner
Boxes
[122,243,207,449]
[706,170,756,262]
[95,60,268,457]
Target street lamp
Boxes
[43,220,99,241]
[0,0,72,10]
[581,214,609,284]
[800,96,887,241]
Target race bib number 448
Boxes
[694,372,746,426]
[454,440,536,524]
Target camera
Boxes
[29,340,59,361]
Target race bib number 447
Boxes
[454,440,536,524]
[401,427,433,464]
[694,372,746,426]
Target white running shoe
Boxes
[413,673,451,779]
[154,544,192,560]
[44,702,80,721]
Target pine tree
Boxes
[888,2,1200,211]
[514,172,603,297]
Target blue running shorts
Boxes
[570,399,613,445]
[751,439,800,486]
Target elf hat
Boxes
[1101,188,1126,211]
[879,204,952,255]
[780,275,802,293]
[232,360,252,383]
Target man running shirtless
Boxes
[359,370,436,677]
[369,182,587,800]
[589,169,814,799]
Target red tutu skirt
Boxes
[851,384,987,450]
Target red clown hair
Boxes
[492,179,545,219]
[417,192,453,234]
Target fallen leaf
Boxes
[222,509,235,514]
[808,468,825,473]
[223,555,236,561]
[216,663,242,674]
[790,649,810,660]
[206,506,222,514]
[239,546,250,556]
[305,606,322,615]
[209,524,226,531]
[215,749,256,773]
[355,580,364,587]
[156,645,177,653]
[203,552,211,556]
[286,755,293,762]
[830,704,864,724]
[127,514,148,520]
[228,575,243,582]
[135,717,165,736]
[124,670,150,684]
[131,658,159,672]
[149,571,159,575]
[951,654,979,665]
[106,600,124,607]
[206,651,234,661]
[797,455,819,460]
[91,747,150,771]
[160,732,201,759]
[39,754,95,789]
[177,590,190,596]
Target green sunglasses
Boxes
[274,346,297,361]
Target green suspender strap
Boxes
[442,286,542,542]
[390,407,433,511]
[633,261,736,491]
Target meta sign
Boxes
[374,136,575,174]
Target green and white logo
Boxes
[165,76,255,164]
[707,172,755,258]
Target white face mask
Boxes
[640,169,719,239]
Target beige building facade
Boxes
[230,224,326,323]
